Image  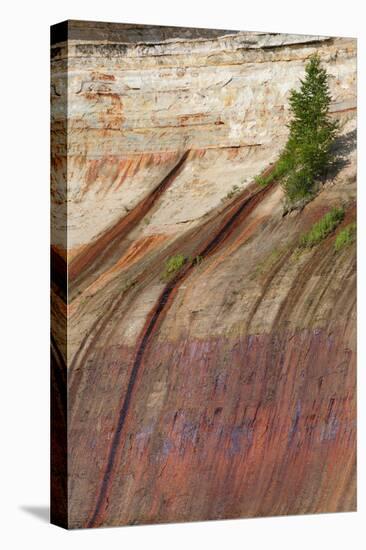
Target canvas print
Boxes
[51,20,356,529]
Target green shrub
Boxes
[334,222,356,251]
[163,254,186,280]
[282,166,313,202]
[300,207,345,248]
[255,155,295,187]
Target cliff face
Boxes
[51,22,356,528]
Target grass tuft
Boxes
[299,207,345,248]
[163,254,186,280]
[255,155,294,187]
[334,222,356,251]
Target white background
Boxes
[1,0,364,548]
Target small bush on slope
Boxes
[299,207,345,248]
[163,254,186,280]
[255,155,294,187]
[334,222,356,251]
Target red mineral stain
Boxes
[69,151,190,287]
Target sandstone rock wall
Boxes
[51,21,356,529]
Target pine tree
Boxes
[280,54,338,202]
[255,55,338,199]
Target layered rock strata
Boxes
[51,21,356,528]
